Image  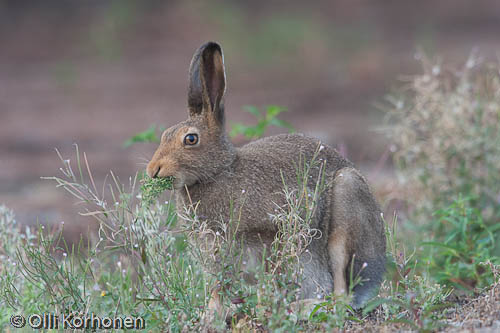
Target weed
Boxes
[229,105,294,139]
[422,197,500,291]
[123,124,162,147]
[383,53,500,316]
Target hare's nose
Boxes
[152,166,161,178]
[147,162,161,178]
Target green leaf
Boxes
[266,105,287,117]
[140,176,174,206]
[421,241,461,255]
[230,105,295,140]
[362,297,390,315]
[346,315,363,323]
[123,124,161,148]
[270,118,295,131]
[243,105,261,117]
[309,301,329,317]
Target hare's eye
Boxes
[184,133,199,146]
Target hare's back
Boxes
[236,133,352,178]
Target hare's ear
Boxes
[188,42,226,126]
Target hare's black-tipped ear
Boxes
[188,42,226,125]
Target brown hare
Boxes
[146,42,386,311]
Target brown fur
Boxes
[147,42,386,309]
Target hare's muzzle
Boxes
[146,162,161,178]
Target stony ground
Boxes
[444,282,500,332]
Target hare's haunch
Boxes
[147,42,386,309]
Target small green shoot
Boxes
[123,124,163,147]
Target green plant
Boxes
[422,197,500,291]
[123,124,162,147]
[379,51,500,331]
[229,105,294,139]
[0,205,32,326]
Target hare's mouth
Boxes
[152,166,161,178]
[151,164,176,180]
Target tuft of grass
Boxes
[140,176,174,206]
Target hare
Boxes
[146,42,386,311]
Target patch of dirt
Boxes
[444,281,500,332]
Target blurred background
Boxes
[1,0,500,238]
